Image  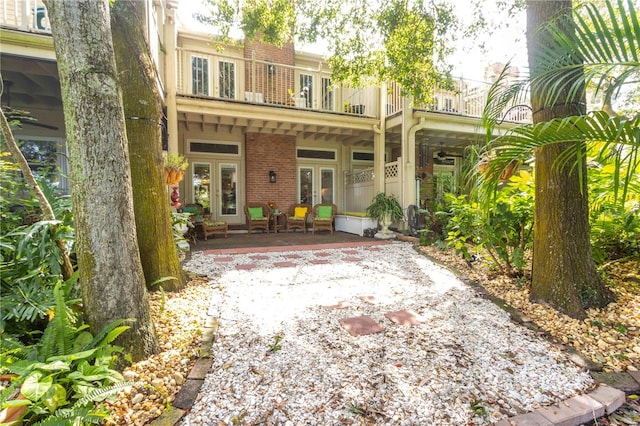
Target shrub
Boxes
[0,283,135,425]
[443,170,534,276]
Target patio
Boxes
[189,229,378,254]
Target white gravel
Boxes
[180,241,593,425]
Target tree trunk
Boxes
[44,0,159,360]
[527,0,614,319]
[111,0,186,292]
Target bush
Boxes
[0,283,135,425]
[443,170,534,276]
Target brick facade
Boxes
[245,133,298,212]
[244,39,296,105]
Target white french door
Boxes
[298,165,335,206]
[192,161,239,221]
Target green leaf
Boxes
[47,348,98,363]
[37,360,71,372]
[42,383,67,413]
[21,371,53,402]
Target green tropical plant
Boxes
[0,283,135,425]
[1,173,76,339]
[480,0,639,200]
[444,170,535,276]
[365,192,404,224]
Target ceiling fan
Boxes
[437,142,447,158]
[1,81,59,130]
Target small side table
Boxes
[271,213,285,233]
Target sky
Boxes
[177,0,529,82]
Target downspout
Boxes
[403,116,428,220]
[374,83,387,195]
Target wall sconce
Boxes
[267,64,276,75]
[269,170,276,183]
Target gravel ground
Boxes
[179,241,594,425]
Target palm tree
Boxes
[480,0,639,318]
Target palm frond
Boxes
[532,0,640,108]
[481,62,531,140]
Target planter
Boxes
[335,213,377,237]
[375,211,397,240]
[164,168,184,186]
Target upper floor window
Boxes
[192,56,209,96]
[299,74,313,108]
[444,98,454,111]
[218,60,236,99]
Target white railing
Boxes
[1,3,531,124]
[388,77,531,123]
[177,48,380,117]
[1,0,50,32]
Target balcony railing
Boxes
[177,48,531,123]
[1,0,50,33]
[387,77,531,123]
[1,3,531,124]
[176,48,380,117]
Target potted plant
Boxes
[164,153,188,185]
[366,192,403,239]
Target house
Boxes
[0,0,529,228]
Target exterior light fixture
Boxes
[269,170,276,183]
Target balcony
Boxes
[0,2,531,125]
[176,48,380,118]
[177,48,531,123]
[1,0,50,33]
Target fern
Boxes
[74,381,141,407]
[84,318,133,351]
[39,282,77,360]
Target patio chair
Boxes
[285,203,311,233]
[311,203,337,235]
[244,203,271,233]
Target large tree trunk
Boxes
[44,0,159,360]
[111,0,186,292]
[527,0,614,319]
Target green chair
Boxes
[244,203,271,233]
[311,203,337,234]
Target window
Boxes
[352,151,374,161]
[299,73,313,108]
[218,60,235,99]
[192,163,211,210]
[321,77,333,110]
[189,141,239,155]
[192,56,209,96]
[297,148,336,160]
[444,98,453,111]
[18,138,68,192]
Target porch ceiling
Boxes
[176,96,377,146]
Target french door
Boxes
[192,161,239,221]
[298,165,335,206]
